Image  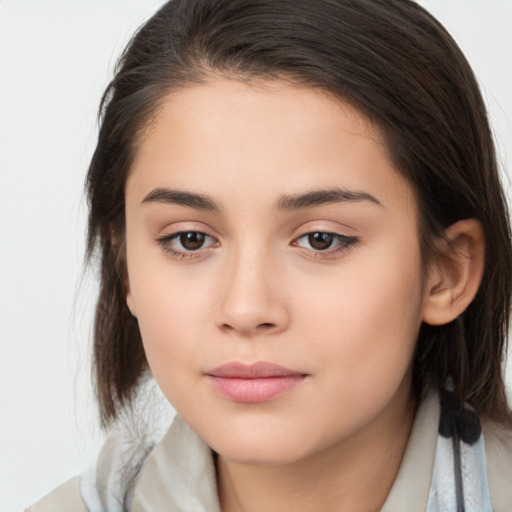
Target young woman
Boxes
[27,0,512,510]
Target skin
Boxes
[124,78,484,511]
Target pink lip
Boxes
[206,362,307,403]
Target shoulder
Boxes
[25,477,88,512]
[24,432,153,512]
[25,379,176,512]
[483,417,512,512]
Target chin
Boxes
[218,444,308,466]
[206,427,314,467]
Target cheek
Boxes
[134,294,205,412]
[135,284,205,352]
[126,256,208,378]
[298,245,424,397]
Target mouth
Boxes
[205,361,308,403]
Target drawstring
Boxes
[452,426,465,512]
[439,388,482,512]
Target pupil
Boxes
[309,232,333,250]
[180,232,205,250]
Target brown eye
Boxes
[157,231,217,257]
[294,231,359,255]
[179,232,207,250]
[308,232,334,250]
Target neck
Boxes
[216,388,416,512]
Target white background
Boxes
[0,1,511,510]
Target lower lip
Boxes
[207,375,306,403]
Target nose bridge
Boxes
[215,236,287,334]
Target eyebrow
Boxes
[141,186,382,213]
[142,188,223,213]
[275,187,382,211]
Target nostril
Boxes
[255,322,279,333]
[220,322,277,334]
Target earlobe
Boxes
[126,290,137,317]
[421,219,485,326]
[125,272,137,317]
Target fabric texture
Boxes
[25,477,88,512]
[425,390,492,511]
[26,389,512,512]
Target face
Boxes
[125,78,426,465]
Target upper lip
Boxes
[206,361,305,378]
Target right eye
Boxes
[157,231,217,258]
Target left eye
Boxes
[159,231,216,254]
[295,232,357,251]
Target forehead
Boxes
[127,78,414,216]
[136,77,384,161]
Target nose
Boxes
[214,246,289,336]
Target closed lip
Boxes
[205,361,306,379]
[205,361,308,403]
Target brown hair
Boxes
[86,0,512,427]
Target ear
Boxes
[421,219,485,326]
[126,285,137,318]
[111,226,137,318]
[125,268,137,317]
[123,262,136,318]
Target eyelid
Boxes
[156,225,219,259]
[292,220,358,238]
[292,232,359,251]
[154,222,359,260]
[290,222,360,257]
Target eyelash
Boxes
[156,231,359,260]
[292,232,359,257]
[156,231,218,259]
